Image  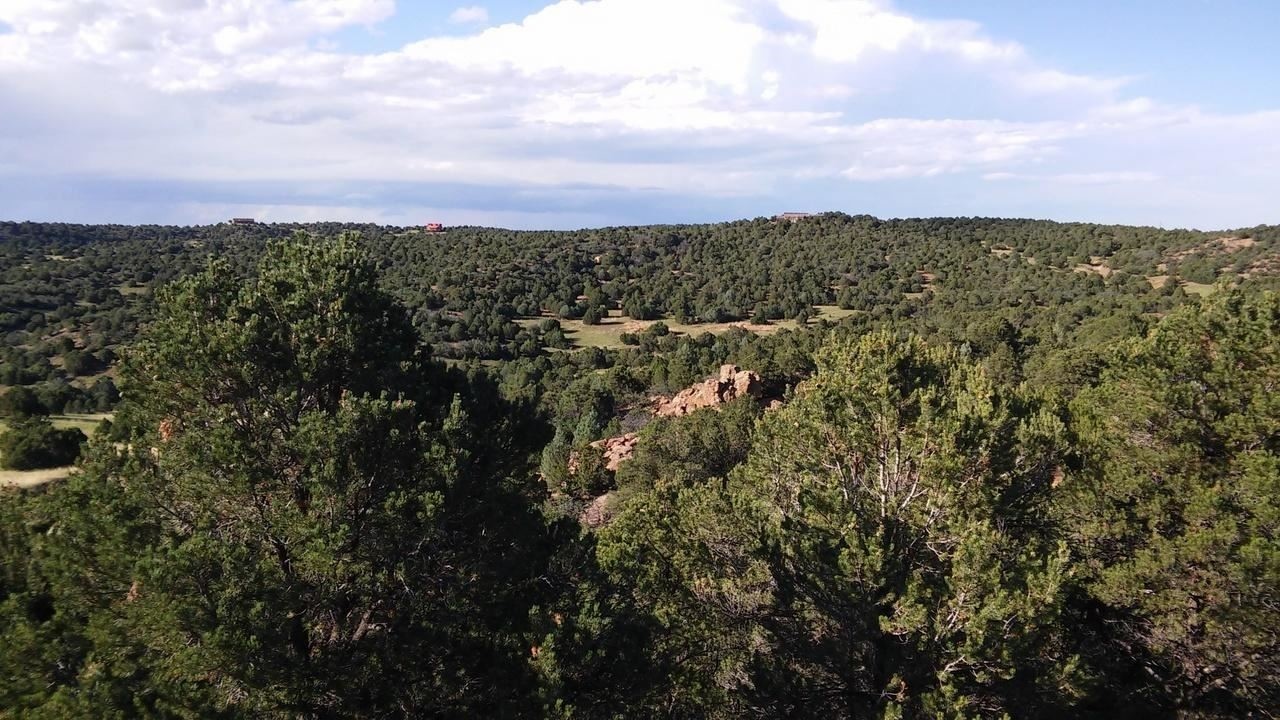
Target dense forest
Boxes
[1,217,1277,717]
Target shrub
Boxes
[0,417,86,470]
[0,387,45,418]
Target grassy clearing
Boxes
[0,467,73,489]
[1075,263,1113,278]
[52,413,113,434]
[519,305,859,349]
[0,414,110,490]
[1181,282,1216,297]
[1146,277,1220,296]
[0,413,113,435]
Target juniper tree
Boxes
[599,333,1080,718]
[1064,287,1280,715]
[1,234,553,718]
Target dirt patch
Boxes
[1074,263,1113,278]
[1247,256,1280,277]
[1219,236,1257,252]
[1171,236,1258,261]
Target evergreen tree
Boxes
[600,333,1079,718]
[0,234,553,717]
[1064,288,1280,715]
[0,416,85,470]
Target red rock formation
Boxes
[572,366,774,529]
[653,364,763,417]
[589,433,639,472]
[569,366,770,488]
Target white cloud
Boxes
[777,0,1020,64]
[0,0,1276,228]
[408,0,764,91]
[984,171,1161,185]
[0,0,394,58]
[449,6,490,25]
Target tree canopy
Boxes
[1,221,1277,717]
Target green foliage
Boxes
[600,333,1079,717]
[3,218,1280,717]
[0,416,85,470]
[735,333,1077,718]
[614,397,760,495]
[540,427,573,495]
[0,386,46,418]
[1064,288,1280,714]
[0,234,554,717]
[61,349,99,377]
[566,444,613,502]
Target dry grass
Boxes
[1075,262,1113,278]
[1170,236,1258,262]
[1146,276,1217,295]
[0,467,72,489]
[0,413,112,435]
[520,305,859,349]
[1219,237,1256,252]
[0,414,110,490]
[1181,281,1216,297]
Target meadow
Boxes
[0,413,110,487]
[517,305,859,349]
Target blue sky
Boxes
[1,0,1278,230]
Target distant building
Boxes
[229,218,256,225]
[425,222,445,233]
[775,212,814,222]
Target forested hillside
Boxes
[1,219,1277,717]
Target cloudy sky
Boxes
[1,0,1278,229]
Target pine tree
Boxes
[2,234,553,717]
[599,333,1080,718]
[1064,287,1280,714]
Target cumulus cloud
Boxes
[0,0,1276,228]
[449,6,490,25]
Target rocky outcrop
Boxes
[572,366,773,530]
[653,364,763,417]
[573,366,766,484]
[579,493,615,529]
[589,433,640,472]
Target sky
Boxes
[1,0,1278,230]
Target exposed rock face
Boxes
[579,366,765,477]
[589,433,639,472]
[574,366,770,530]
[653,364,763,417]
[579,493,615,529]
